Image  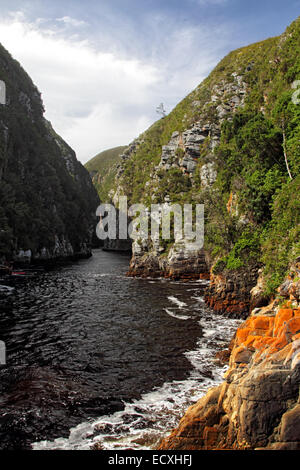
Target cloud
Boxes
[0,14,161,161]
[0,12,233,163]
[56,16,87,27]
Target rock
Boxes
[204,266,260,319]
[158,272,300,450]
[216,104,230,119]
[128,243,208,280]
[279,404,300,442]
[200,162,217,187]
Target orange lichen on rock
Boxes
[231,307,300,365]
[273,309,294,336]
[235,326,252,345]
[158,271,300,451]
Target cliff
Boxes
[103,17,300,312]
[158,261,300,450]
[86,17,300,450]
[0,43,99,263]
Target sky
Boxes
[0,1,299,163]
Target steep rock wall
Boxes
[0,43,99,262]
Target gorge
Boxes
[0,13,300,452]
[85,16,300,451]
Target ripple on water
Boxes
[0,250,241,450]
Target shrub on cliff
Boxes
[104,17,300,294]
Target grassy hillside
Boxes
[109,16,300,296]
[85,146,127,202]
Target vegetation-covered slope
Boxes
[85,146,127,202]
[0,43,99,262]
[108,16,300,298]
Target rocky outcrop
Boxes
[158,262,300,450]
[204,266,261,319]
[128,241,209,280]
[156,125,215,178]
[150,72,246,182]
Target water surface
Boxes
[0,249,235,450]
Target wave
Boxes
[0,285,15,293]
[33,296,241,451]
[167,296,187,309]
[164,308,190,320]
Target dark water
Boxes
[0,249,209,450]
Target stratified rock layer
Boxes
[158,263,300,450]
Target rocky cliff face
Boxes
[158,260,300,450]
[128,241,208,279]
[204,265,263,319]
[111,70,248,280]
[0,43,99,263]
[107,17,300,315]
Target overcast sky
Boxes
[0,1,299,163]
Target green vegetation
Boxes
[261,175,300,295]
[0,43,99,260]
[85,146,126,202]
[99,16,300,296]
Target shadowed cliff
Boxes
[0,43,99,262]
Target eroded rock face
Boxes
[204,266,260,319]
[156,123,218,180]
[128,242,209,280]
[158,266,300,450]
[154,72,247,180]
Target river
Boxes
[0,249,240,450]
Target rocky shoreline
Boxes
[123,246,300,450]
[127,248,209,280]
[157,260,300,450]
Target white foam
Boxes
[167,296,187,308]
[191,295,204,302]
[0,285,14,292]
[33,296,242,451]
[164,308,190,320]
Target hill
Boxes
[107,17,300,309]
[85,146,127,202]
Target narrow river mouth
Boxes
[0,249,240,450]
